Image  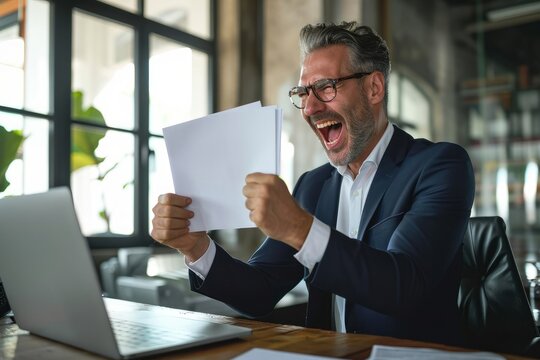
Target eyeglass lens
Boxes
[290,79,336,109]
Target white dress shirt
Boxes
[187,123,394,333]
[294,123,393,332]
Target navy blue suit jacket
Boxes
[190,125,475,345]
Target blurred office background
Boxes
[1,0,539,321]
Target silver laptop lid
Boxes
[0,187,121,358]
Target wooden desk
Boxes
[0,300,534,359]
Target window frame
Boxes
[45,0,217,248]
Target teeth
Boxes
[316,120,339,129]
[327,138,339,145]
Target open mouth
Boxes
[316,120,343,147]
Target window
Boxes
[0,0,50,198]
[0,0,216,248]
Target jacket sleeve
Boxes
[189,177,309,317]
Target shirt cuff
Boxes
[294,217,331,272]
[184,236,216,280]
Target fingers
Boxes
[158,193,192,207]
[243,173,309,248]
[151,193,194,244]
[244,173,279,227]
[151,211,191,242]
[242,181,266,199]
[152,202,194,219]
[150,227,190,244]
[153,193,194,218]
[152,217,190,230]
[150,195,210,260]
[245,172,263,183]
[245,172,279,185]
[244,196,264,217]
[243,173,282,197]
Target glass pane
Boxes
[71,125,134,236]
[0,112,49,198]
[148,136,174,231]
[25,0,50,113]
[98,0,137,13]
[0,21,23,109]
[149,34,209,135]
[0,0,49,113]
[145,0,211,40]
[72,11,134,130]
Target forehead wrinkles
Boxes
[300,46,354,85]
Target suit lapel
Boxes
[314,169,342,227]
[357,125,413,238]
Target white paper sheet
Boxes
[233,348,339,360]
[367,345,505,360]
[163,102,282,231]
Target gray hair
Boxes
[299,22,391,110]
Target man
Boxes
[151,22,475,345]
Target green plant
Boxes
[0,125,24,193]
[70,90,112,231]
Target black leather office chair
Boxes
[459,216,540,356]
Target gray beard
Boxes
[327,100,376,167]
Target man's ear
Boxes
[366,71,385,105]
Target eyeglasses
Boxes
[288,72,372,109]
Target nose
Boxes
[302,90,326,117]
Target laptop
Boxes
[0,187,251,359]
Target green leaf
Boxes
[72,91,106,126]
[71,152,98,172]
[72,90,84,118]
[70,91,107,172]
[0,126,24,193]
[98,210,108,221]
[82,106,106,126]
[0,176,9,193]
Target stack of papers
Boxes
[232,346,505,360]
[367,345,505,360]
[163,101,282,232]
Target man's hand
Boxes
[151,193,209,262]
[243,173,313,250]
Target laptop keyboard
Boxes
[111,318,196,349]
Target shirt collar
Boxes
[335,122,394,176]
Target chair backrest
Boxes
[459,216,539,355]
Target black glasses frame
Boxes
[288,72,372,109]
